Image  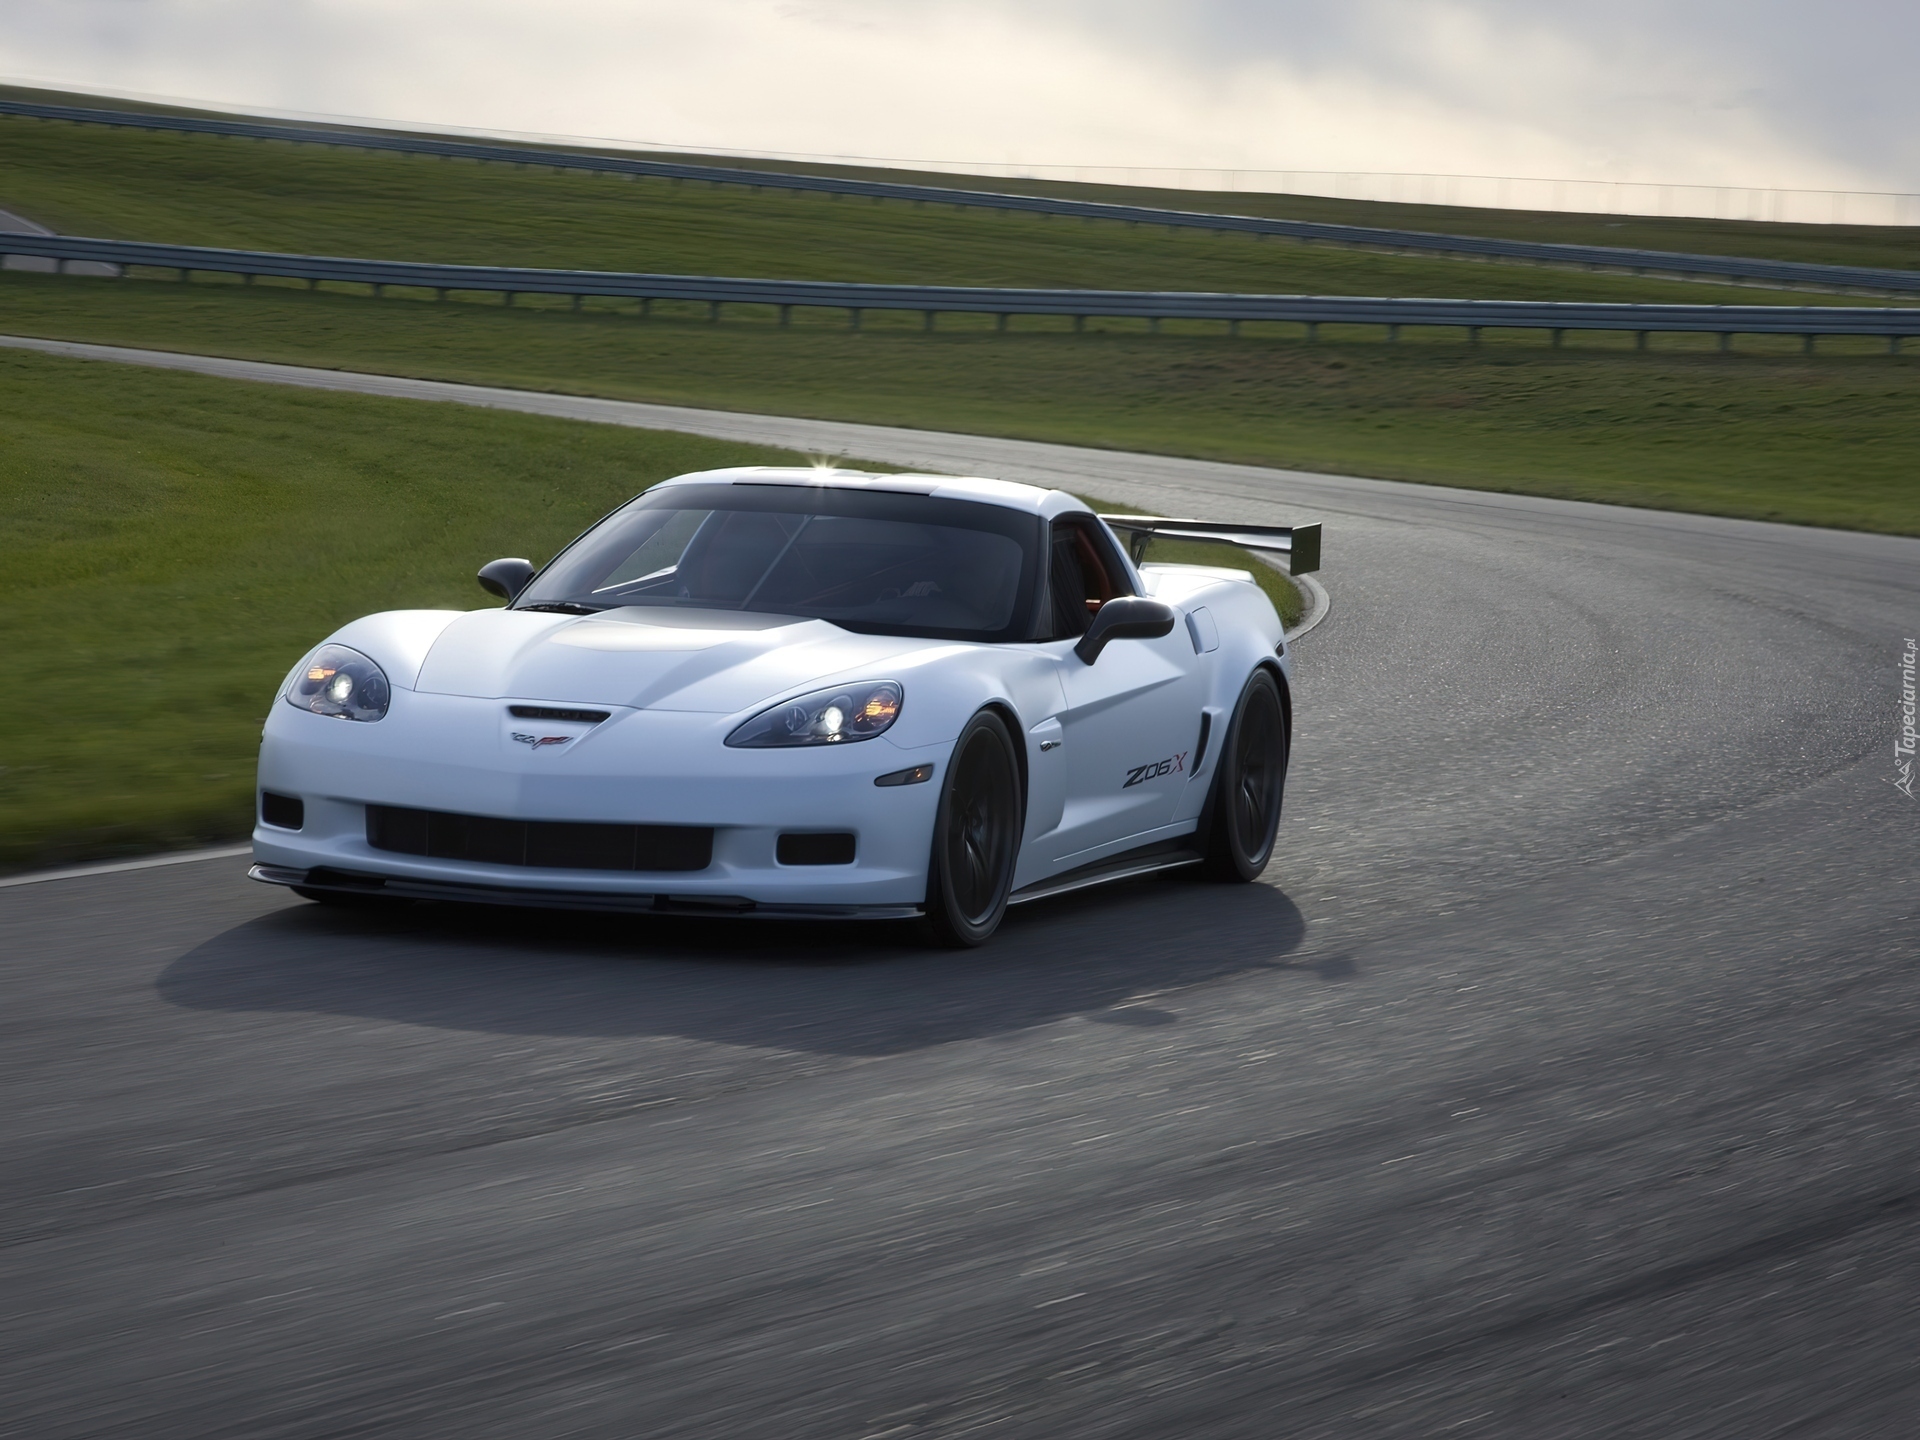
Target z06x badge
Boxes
[1123,752,1187,788]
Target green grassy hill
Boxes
[0,107,1895,309]
[8,82,1915,275]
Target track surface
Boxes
[3,342,1917,1437]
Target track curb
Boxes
[0,845,253,889]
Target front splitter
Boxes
[249,863,924,920]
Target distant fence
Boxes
[4,98,1919,298]
[879,165,1920,230]
[5,233,1917,351]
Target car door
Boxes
[1036,516,1203,867]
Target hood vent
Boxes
[508,705,611,724]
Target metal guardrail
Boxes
[5,233,1916,350]
[5,97,1919,298]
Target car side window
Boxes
[1041,516,1132,639]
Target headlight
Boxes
[286,644,391,722]
[726,680,902,748]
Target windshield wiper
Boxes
[517,601,606,615]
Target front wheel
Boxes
[923,710,1022,947]
[1200,669,1288,882]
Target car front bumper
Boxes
[254,688,946,912]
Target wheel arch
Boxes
[975,698,1030,830]
[1256,658,1293,760]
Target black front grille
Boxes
[367,804,711,872]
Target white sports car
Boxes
[250,467,1319,945]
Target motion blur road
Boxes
[3,341,1917,1437]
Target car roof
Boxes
[651,466,1093,518]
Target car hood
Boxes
[411,605,937,713]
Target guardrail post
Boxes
[1469,326,1481,346]
[1073,315,1085,333]
[1149,317,1161,335]
[923,311,935,332]
[1719,332,1733,353]
[571,294,581,312]
[372,283,385,298]
[1551,328,1565,349]
[1387,323,1401,343]
[1802,334,1815,355]
[435,287,445,301]
[1305,322,1319,343]
[177,268,189,283]
[1891,335,1903,355]
[640,298,652,321]
[778,304,791,328]
[708,300,721,323]
[996,313,1008,333]
[503,291,515,307]
[1635,331,1648,351]
[849,308,862,331]
[1229,319,1241,338]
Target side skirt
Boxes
[1007,838,1203,907]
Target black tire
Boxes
[1200,669,1288,882]
[923,710,1022,947]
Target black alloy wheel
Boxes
[1201,668,1288,882]
[924,710,1022,947]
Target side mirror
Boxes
[477,557,536,601]
[1074,596,1176,665]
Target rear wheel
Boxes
[1201,669,1288,882]
[923,711,1022,947]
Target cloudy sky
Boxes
[4,1,1915,194]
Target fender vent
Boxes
[367,804,710,872]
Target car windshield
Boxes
[516,483,1043,642]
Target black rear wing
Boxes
[1097,515,1322,576]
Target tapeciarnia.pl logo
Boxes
[1894,638,1917,799]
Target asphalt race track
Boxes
[3,340,1918,1437]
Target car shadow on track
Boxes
[157,876,1320,1056]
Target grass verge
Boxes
[6,272,1919,535]
[0,346,808,873]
